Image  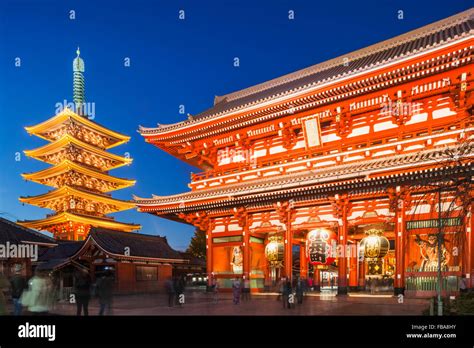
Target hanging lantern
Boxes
[265,235,284,263]
[360,229,390,260]
[306,228,337,265]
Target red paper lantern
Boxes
[306,228,337,265]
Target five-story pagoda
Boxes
[18,49,141,240]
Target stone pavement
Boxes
[35,290,429,316]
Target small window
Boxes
[213,236,243,243]
[250,236,264,244]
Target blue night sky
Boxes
[0,0,470,250]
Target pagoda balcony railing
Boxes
[79,162,111,175]
[76,211,115,220]
[191,119,470,182]
[61,159,111,174]
[41,185,112,197]
[46,211,115,220]
[68,185,113,197]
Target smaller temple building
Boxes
[37,228,191,296]
[0,217,57,279]
[0,218,203,298]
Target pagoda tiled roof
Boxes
[26,108,130,148]
[17,212,141,232]
[19,185,137,212]
[21,159,136,191]
[139,8,474,135]
[24,134,132,169]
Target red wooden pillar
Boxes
[466,204,474,288]
[394,190,406,295]
[243,214,250,282]
[358,258,366,290]
[263,236,270,287]
[284,219,293,281]
[338,205,348,295]
[300,242,307,279]
[276,202,294,281]
[206,226,213,287]
[313,267,321,291]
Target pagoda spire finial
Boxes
[72,47,85,115]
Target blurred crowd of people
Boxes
[0,266,55,316]
[277,277,307,309]
[0,266,114,316]
[72,270,114,316]
[366,277,394,294]
[206,275,308,307]
[164,275,186,307]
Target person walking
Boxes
[74,271,91,316]
[296,277,304,305]
[242,277,250,301]
[285,280,293,309]
[459,274,468,294]
[165,277,175,307]
[175,275,185,306]
[0,271,10,315]
[176,275,186,306]
[96,271,114,315]
[10,265,27,315]
[278,278,285,303]
[370,278,376,295]
[212,278,219,304]
[308,277,313,292]
[232,278,241,305]
[281,278,290,309]
[21,270,54,315]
